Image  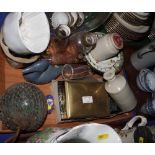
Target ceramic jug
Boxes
[116,115,147,143]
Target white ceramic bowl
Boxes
[56,123,122,143]
[2,12,50,55]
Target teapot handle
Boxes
[121,115,147,131]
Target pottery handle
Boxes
[121,115,147,130]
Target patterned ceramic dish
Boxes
[117,12,152,26]
[105,13,150,41]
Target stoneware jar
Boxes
[90,33,123,62]
[103,68,137,112]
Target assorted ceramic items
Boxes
[103,68,137,112]
[27,116,155,143]
[46,12,111,35]
[23,59,62,84]
[1,12,155,143]
[0,82,47,132]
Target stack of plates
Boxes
[105,12,153,41]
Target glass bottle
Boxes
[46,31,98,65]
[69,31,98,55]
[103,68,137,112]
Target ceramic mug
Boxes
[2,12,50,55]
